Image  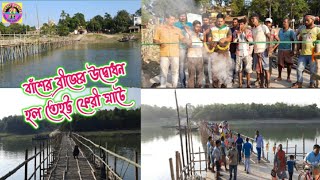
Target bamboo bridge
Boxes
[0,131,140,180]
[0,34,76,64]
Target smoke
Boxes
[209,52,235,87]
[144,0,201,18]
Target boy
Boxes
[286,155,298,180]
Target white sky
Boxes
[0,88,140,119]
[142,89,320,108]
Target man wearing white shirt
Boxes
[255,130,264,163]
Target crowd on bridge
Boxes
[153,12,320,88]
[205,122,320,180]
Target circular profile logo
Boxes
[2,3,22,23]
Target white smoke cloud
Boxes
[210,52,235,87]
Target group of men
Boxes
[207,129,264,179]
[153,12,320,88]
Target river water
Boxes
[0,132,140,180]
[141,120,320,180]
[0,41,141,88]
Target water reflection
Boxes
[0,41,141,88]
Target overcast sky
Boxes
[0,88,140,119]
[142,89,320,108]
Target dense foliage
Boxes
[0,108,140,134]
[0,8,141,36]
[142,103,320,122]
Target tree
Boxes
[57,24,69,36]
[135,8,142,16]
[113,10,132,32]
[73,13,86,27]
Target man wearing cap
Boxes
[292,15,320,88]
[174,12,193,88]
[265,18,277,75]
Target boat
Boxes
[118,37,129,42]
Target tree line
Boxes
[0,108,140,135]
[142,103,320,122]
[143,0,319,27]
[0,8,141,36]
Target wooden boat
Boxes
[118,37,129,42]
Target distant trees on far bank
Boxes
[0,8,141,36]
[0,108,140,135]
[142,103,320,122]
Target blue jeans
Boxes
[237,145,242,162]
[297,55,316,84]
[229,165,237,180]
[179,48,188,87]
[256,147,261,161]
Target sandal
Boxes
[309,83,315,88]
[291,82,302,88]
[286,79,292,83]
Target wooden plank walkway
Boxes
[47,134,96,180]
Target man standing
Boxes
[292,15,320,88]
[153,14,185,88]
[236,133,244,163]
[264,18,277,75]
[208,13,233,88]
[174,12,193,88]
[202,13,213,88]
[251,14,272,88]
[255,130,264,163]
[233,18,253,88]
[242,137,253,174]
[272,18,296,83]
[228,142,238,180]
[230,18,239,83]
[213,140,223,179]
[207,136,212,170]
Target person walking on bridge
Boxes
[242,137,252,174]
[228,142,238,180]
[207,136,213,170]
[274,144,288,180]
[236,133,243,163]
[255,130,264,163]
[213,140,223,179]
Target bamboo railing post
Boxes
[25,149,28,180]
[199,147,201,175]
[175,90,185,168]
[47,140,49,172]
[114,146,117,175]
[105,142,109,180]
[295,145,297,159]
[101,149,106,179]
[286,139,288,154]
[135,151,139,180]
[34,146,37,180]
[178,152,183,179]
[39,143,42,179]
[303,135,305,159]
[185,128,189,176]
[42,142,45,176]
[175,151,179,180]
[169,158,175,180]
[316,138,318,145]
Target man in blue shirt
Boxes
[255,130,264,163]
[304,144,320,165]
[174,12,192,88]
[242,137,252,174]
[272,18,296,83]
[236,133,243,163]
